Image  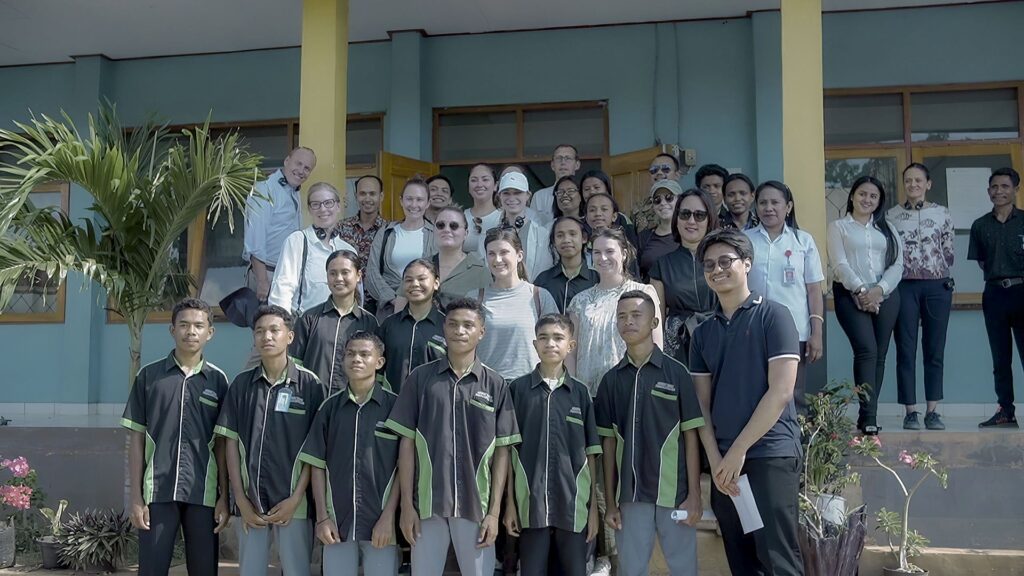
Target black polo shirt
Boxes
[968,208,1024,281]
[508,368,602,533]
[291,300,380,392]
[214,360,325,519]
[637,230,678,281]
[689,292,801,459]
[298,383,399,542]
[385,359,521,523]
[648,247,718,319]
[533,263,598,314]
[377,306,447,393]
[594,347,705,508]
[121,352,230,507]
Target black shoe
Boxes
[924,412,945,430]
[903,412,922,430]
[861,425,880,436]
[979,408,1018,428]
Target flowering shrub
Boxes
[1,457,34,514]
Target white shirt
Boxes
[827,214,904,296]
[268,228,357,313]
[389,226,425,276]
[745,225,825,342]
[463,208,501,253]
[531,185,556,224]
[243,169,302,267]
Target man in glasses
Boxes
[694,164,730,223]
[688,229,803,576]
[532,144,581,225]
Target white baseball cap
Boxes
[498,172,530,193]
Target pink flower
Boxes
[849,437,862,447]
[871,436,881,447]
[1,457,30,478]
[0,485,33,510]
[898,450,916,467]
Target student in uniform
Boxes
[300,332,401,576]
[534,217,598,314]
[386,298,521,576]
[215,305,326,576]
[122,298,230,576]
[689,229,804,576]
[378,259,447,392]
[291,249,379,392]
[595,291,705,576]
[504,314,602,576]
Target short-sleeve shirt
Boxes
[637,230,678,281]
[433,253,491,309]
[385,359,521,523]
[476,282,559,380]
[298,383,399,542]
[533,263,598,314]
[509,368,602,533]
[648,247,717,320]
[215,361,325,518]
[242,169,302,267]
[968,208,1024,281]
[744,225,825,342]
[290,300,380,392]
[378,306,447,393]
[594,347,704,507]
[689,292,802,459]
[121,352,230,507]
[337,214,388,270]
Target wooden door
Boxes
[605,145,676,230]
[378,152,439,221]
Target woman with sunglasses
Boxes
[744,180,825,415]
[463,163,501,252]
[637,180,683,280]
[432,206,490,308]
[552,175,584,219]
[477,171,554,281]
[828,175,904,435]
[649,188,719,364]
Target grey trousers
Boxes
[411,516,494,576]
[235,519,312,576]
[615,502,697,576]
[323,537,398,576]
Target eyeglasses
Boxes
[435,221,462,231]
[308,199,339,210]
[702,255,742,273]
[648,164,674,175]
[473,216,483,234]
[553,155,577,163]
[556,188,579,198]
[678,209,709,222]
[652,193,675,205]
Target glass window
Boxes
[197,207,248,308]
[212,125,290,169]
[523,107,605,158]
[437,112,517,162]
[347,117,383,166]
[824,156,900,224]
[824,94,904,146]
[910,89,1019,142]
[1,184,67,318]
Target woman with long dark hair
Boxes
[533,216,597,313]
[552,175,584,219]
[827,175,904,435]
[377,258,447,392]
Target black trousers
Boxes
[894,279,952,406]
[833,283,901,427]
[138,501,217,576]
[982,282,1024,413]
[518,526,588,576]
[710,457,803,576]
[794,342,808,416]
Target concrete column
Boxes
[752,12,782,182]
[387,31,424,158]
[299,0,349,190]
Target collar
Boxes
[714,291,763,320]
[904,199,926,210]
[559,262,594,281]
[616,345,665,370]
[256,358,298,387]
[988,207,1023,221]
[321,298,363,318]
[274,169,300,192]
[529,366,571,391]
[313,225,340,240]
[436,357,485,381]
[401,304,445,325]
[341,381,383,406]
[164,351,207,377]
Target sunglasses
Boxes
[652,193,676,205]
[678,209,709,222]
[648,164,674,175]
[308,199,339,210]
[473,216,483,234]
[702,255,742,273]
[435,221,462,231]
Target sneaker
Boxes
[979,408,1018,428]
[590,556,612,576]
[861,424,880,436]
[903,412,922,430]
[924,412,946,430]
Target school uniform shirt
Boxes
[827,214,904,295]
[433,253,492,309]
[887,202,955,280]
[298,383,399,542]
[214,361,325,518]
[594,347,705,508]
[290,300,380,392]
[385,359,521,523]
[509,368,602,533]
[689,292,802,459]
[475,282,559,380]
[268,228,358,313]
[242,169,302,268]
[533,263,598,314]
[378,305,447,393]
[121,352,230,507]
[744,225,825,342]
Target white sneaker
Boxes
[590,556,612,576]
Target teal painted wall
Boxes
[0,3,1021,405]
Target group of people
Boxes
[119,142,1024,576]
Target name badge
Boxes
[275,389,293,413]
[783,265,796,286]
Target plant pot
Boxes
[883,568,928,575]
[0,523,14,568]
[35,536,62,569]
[815,493,847,526]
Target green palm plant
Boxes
[0,102,263,383]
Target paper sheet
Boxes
[729,475,764,534]
[946,167,993,229]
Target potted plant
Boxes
[0,456,34,568]
[58,509,136,573]
[37,499,68,569]
[850,435,948,575]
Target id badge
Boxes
[275,388,292,413]
[783,265,796,286]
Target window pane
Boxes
[197,207,248,308]
[437,112,517,162]
[347,118,382,166]
[824,156,900,224]
[2,189,64,315]
[911,89,1019,142]
[213,125,290,168]
[824,94,904,145]
[523,107,605,158]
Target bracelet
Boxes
[809,314,824,323]
[316,518,331,527]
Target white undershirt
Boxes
[389,226,425,276]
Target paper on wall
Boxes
[946,167,993,230]
[729,474,764,534]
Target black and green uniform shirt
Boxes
[214,360,324,519]
[594,346,705,508]
[298,382,399,542]
[377,305,447,393]
[509,368,602,533]
[533,263,598,314]
[121,352,230,507]
[291,299,380,392]
[385,359,521,523]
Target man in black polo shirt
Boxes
[504,314,601,576]
[386,297,521,576]
[596,290,705,576]
[969,167,1024,428]
[689,229,803,576]
[122,298,229,576]
[534,218,598,314]
[215,305,325,576]
[299,332,400,575]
